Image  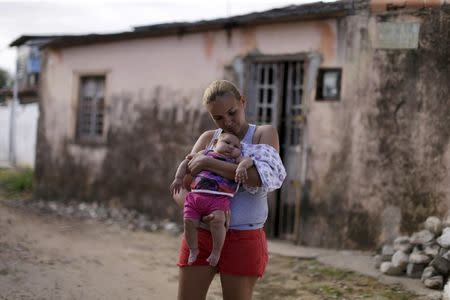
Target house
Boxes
[0,36,56,167]
[11,0,449,249]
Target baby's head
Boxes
[214,133,241,159]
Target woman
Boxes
[173,80,283,300]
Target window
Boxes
[316,68,342,101]
[77,76,105,142]
[249,60,305,146]
[254,63,278,125]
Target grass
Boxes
[0,168,33,198]
[255,255,420,300]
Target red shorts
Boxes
[177,227,268,277]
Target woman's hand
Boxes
[187,152,210,175]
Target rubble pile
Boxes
[375,216,450,291]
[12,199,182,235]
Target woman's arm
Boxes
[189,157,262,187]
[187,125,281,187]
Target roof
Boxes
[11,1,353,49]
[10,35,66,47]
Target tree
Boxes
[0,68,11,89]
[0,68,11,103]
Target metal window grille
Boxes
[249,61,304,145]
[77,76,105,141]
[253,63,279,126]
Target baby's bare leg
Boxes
[207,210,226,267]
[184,218,200,265]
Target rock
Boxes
[49,202,58,211]
[422,266,439,282]
[394,236,413,253]
[425,217,443,236]
[425,242,441,258]
[443,216,450,229]
[424,275,444,290]
[411,230,435,246]
[431,255,450,275]
[444,280,450,300]
[392,250,409,270]
[78,203,88,211]
[382,245,395,260]
[442,250,450,261]
[374,255,383,269]
[380,262,404,276]
[437,228,450,248]
[163,222,181,234]
[409,251,432,264]
[406,263,427,278]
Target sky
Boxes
[0,0,334,74]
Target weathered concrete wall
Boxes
[36,19,339,221]
[300,7,450,249]
[0,100,38,167]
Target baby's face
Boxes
[214,133,241,159]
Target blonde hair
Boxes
[202,80,241,105]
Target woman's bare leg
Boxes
[207,210,226,266]
[178,266,216,300]
[184,218,200,264]
[220,274,258,300]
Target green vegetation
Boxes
[255,255,419,300]
[0,168,33,197]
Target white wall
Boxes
[0,100,38,167]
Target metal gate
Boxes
[246,59,305,241]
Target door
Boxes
[246,59,306,241]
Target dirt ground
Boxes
[0,200,420,300]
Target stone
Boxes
[393,236,413,253]
[406,263,427,278]
[425,216,443,236]
[443,250,450,261]
[437,228,450,248]
[443,216,450,229]
[374,255,383,269]
[392,250,409,270]
[382,244,395,260]
[422,266,439,282]
[431,255,450,275]
[444,280,450,300]
[425,242,441,258]
[380,262,404,276]
[424,275,444,290]
[411,230,435,245]
[409,251,432,264]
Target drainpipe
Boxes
[8,70,18,166]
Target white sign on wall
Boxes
[374,22,420,49]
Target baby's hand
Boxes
[235,167,248,184]
[170,178,183,195]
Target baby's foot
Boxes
[207,252,220,267]
[188,248,199,265]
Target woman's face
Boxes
[206,93,247,137]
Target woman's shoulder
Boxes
[253,125,280,151]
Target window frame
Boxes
[315,67,342,101]
[75,74,107,145]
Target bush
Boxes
[0,168,33,195]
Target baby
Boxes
[170,132,253,266]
